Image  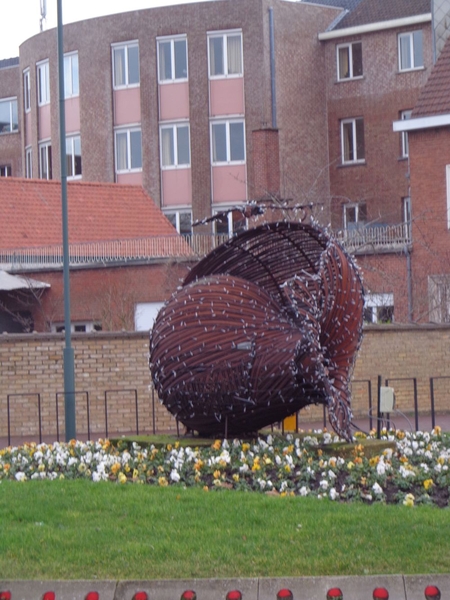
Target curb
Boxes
[0,575,448,600]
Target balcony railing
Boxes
[336,222,411,254]
[0,224,411,271]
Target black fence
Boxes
[1,375,447,445]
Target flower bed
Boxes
[1,428,449,507]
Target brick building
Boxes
[0,178,191,332]
[1,0,449,326]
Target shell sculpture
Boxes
[150,219,364,441]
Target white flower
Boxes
[329,487,338,500]
[299,486,309,496]
[319,479,328,490]
[170,469,180,482]
[15,472,26,481]
[372,482,383,495]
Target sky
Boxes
[0,0,202,60]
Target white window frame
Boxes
[343,202,367,232]
[23,69,31,113]
[37,60,50,106]
[25,147,32,178]
[446,165,450,230]
[66,135,82,180]
[164,210,193,235]
[337,41,363,81]
[212,207,247,238]
[210,119,246,165]
[64,52,79,99]
[0,165,12,177]
[115,127,142,174]
[341,117,365,164]
[39,140,52,180]
[157,35,188,83]
[364,293,394,324]
[400,110,412,157]
[208,30,243,79]
[52,321,102,333]
[0,97,18,134]
[112,41,140,89]
[398,30,424,71]
[402,196,412,239]
[160,122,191,169]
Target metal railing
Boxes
[1,225,411,271]
[336,222,411,253]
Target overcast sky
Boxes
[0,0,203,60]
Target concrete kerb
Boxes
[1,575,449,600]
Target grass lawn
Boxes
[0,480,449,580]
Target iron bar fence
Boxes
[0,225,410,271]
[1,375,444,445]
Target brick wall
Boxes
[1,325,449,440]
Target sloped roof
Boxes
[0,178,177,250]
[0,57,19,69]
[0,270,50,291]
[330,0,430,30]
[413,35,450,117]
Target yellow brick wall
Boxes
[1,325,449,439]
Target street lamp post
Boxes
[57,0,76,441]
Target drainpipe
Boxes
[269,7,277,128]
[404,245,413,322]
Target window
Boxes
[0,165,12,177]
[64,52,79,98]
[0,98,18,134]
[52,322,102,333]
[211,120,245,164]
[39,141,52,180]
[398,31,423,71]
[400,110,412,157]
[25,147,32,178]
[157,36,188,82]
[337,42,362,80]
[402,196,411,239]
[115,128,142,172]
[160,123,190,168]
[341,117,365,164]
[112,42,139,88]
[165,210,192,235]
[428,275,450,323]
[37,60,50,105]
[344,202,367,231]
[66,135,82,179]
[213,208,247,237]
[23,69,31,112]
[208,31,243,78]
[364,293,394,324]
[446,165,450,230]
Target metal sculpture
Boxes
[150,213,364,441]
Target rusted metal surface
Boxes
[150,221,364,440]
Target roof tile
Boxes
[413,36,450,117]
[0,178,177,250]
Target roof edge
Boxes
[318,12,431,40]
[393,113,450,132]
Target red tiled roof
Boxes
[333,0,430,30]
[412,36,450,117]
[0,178,177,250]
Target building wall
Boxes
[1,325,449,440]
[0,62,21,176]
[324,24,433,229]
[408,126,450,321]
[23,261,192,332]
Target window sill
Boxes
[338,160,366,168]
[335,75,365,84]
[158,78,189,85]
[397,66,425,74]
[0,130,19,135]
